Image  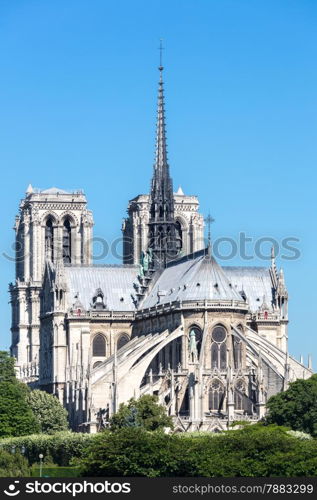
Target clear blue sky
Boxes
[0,0,316,367]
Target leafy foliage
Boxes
[0,449,30,477]
[79,424,317,477]
[0,432,98,466]
[266,374,317,437]
[0,352,40,438]
[0,351,16,381]
[79,428,183,477]
[109,395,173,431]
[26,390,69,434]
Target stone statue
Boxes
[143,251,149,273]
[189,329,198,362]
[139,249,153,278]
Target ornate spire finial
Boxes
[158,38,164,72]
[204,213,215,255]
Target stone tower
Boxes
[122,64,204,265]
[10,186,94,372]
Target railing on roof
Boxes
[67,309,135,320]
[254,311,281,321]
[138,299,249,317]
[31,188,84,195]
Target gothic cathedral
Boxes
[10,63,312,432]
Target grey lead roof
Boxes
[63,255,274,314]
[65,265,139,311]
[222,266,273,313]
[141,252,244,309]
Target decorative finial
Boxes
[26,183,33,195]
[158,39,164,72]
[205,213,215,254]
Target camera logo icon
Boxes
[4,481,20,496]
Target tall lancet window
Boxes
[175,221,183,252]
[63,219,72,264]
[45,218,54,261]
[211,325,227,370]
[209,379,225,411]
[233,337,242,369]
[93,334,106,357]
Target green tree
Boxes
[26,390,69,434]
[0,351,16,381]
[266,374,317,437]
[0,351,40,438]
[109,395,173,432]
[79,428,183,477]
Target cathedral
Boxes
[10,62,312,433]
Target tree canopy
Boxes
[26,390,69,434]
[109,395,173,432]
[0,351,40,438]
[266,374,317,437]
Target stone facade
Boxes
[10,186,93,370]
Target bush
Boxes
[0,432,98,467]
[80,428,184,477]
[0,449,30,477]
[79,424,317,477]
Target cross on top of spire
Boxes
[152,40,170,183]
[158,39,164,72]
[204,214,215,256]
[205,214,215,245]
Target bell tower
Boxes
[10,186,94,372]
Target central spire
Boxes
[148,42,178,268]
[151,42,173,202]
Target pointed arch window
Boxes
[233,337,242,369]
[234,380,246,411]
[175,220,183,252]
[176,337,182,366]
[209,379,225,411]
[93,334,106,357]
[45,218,54,261]
[63,219,72,264]
[117,334,130,351]
[211,325,227,370]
